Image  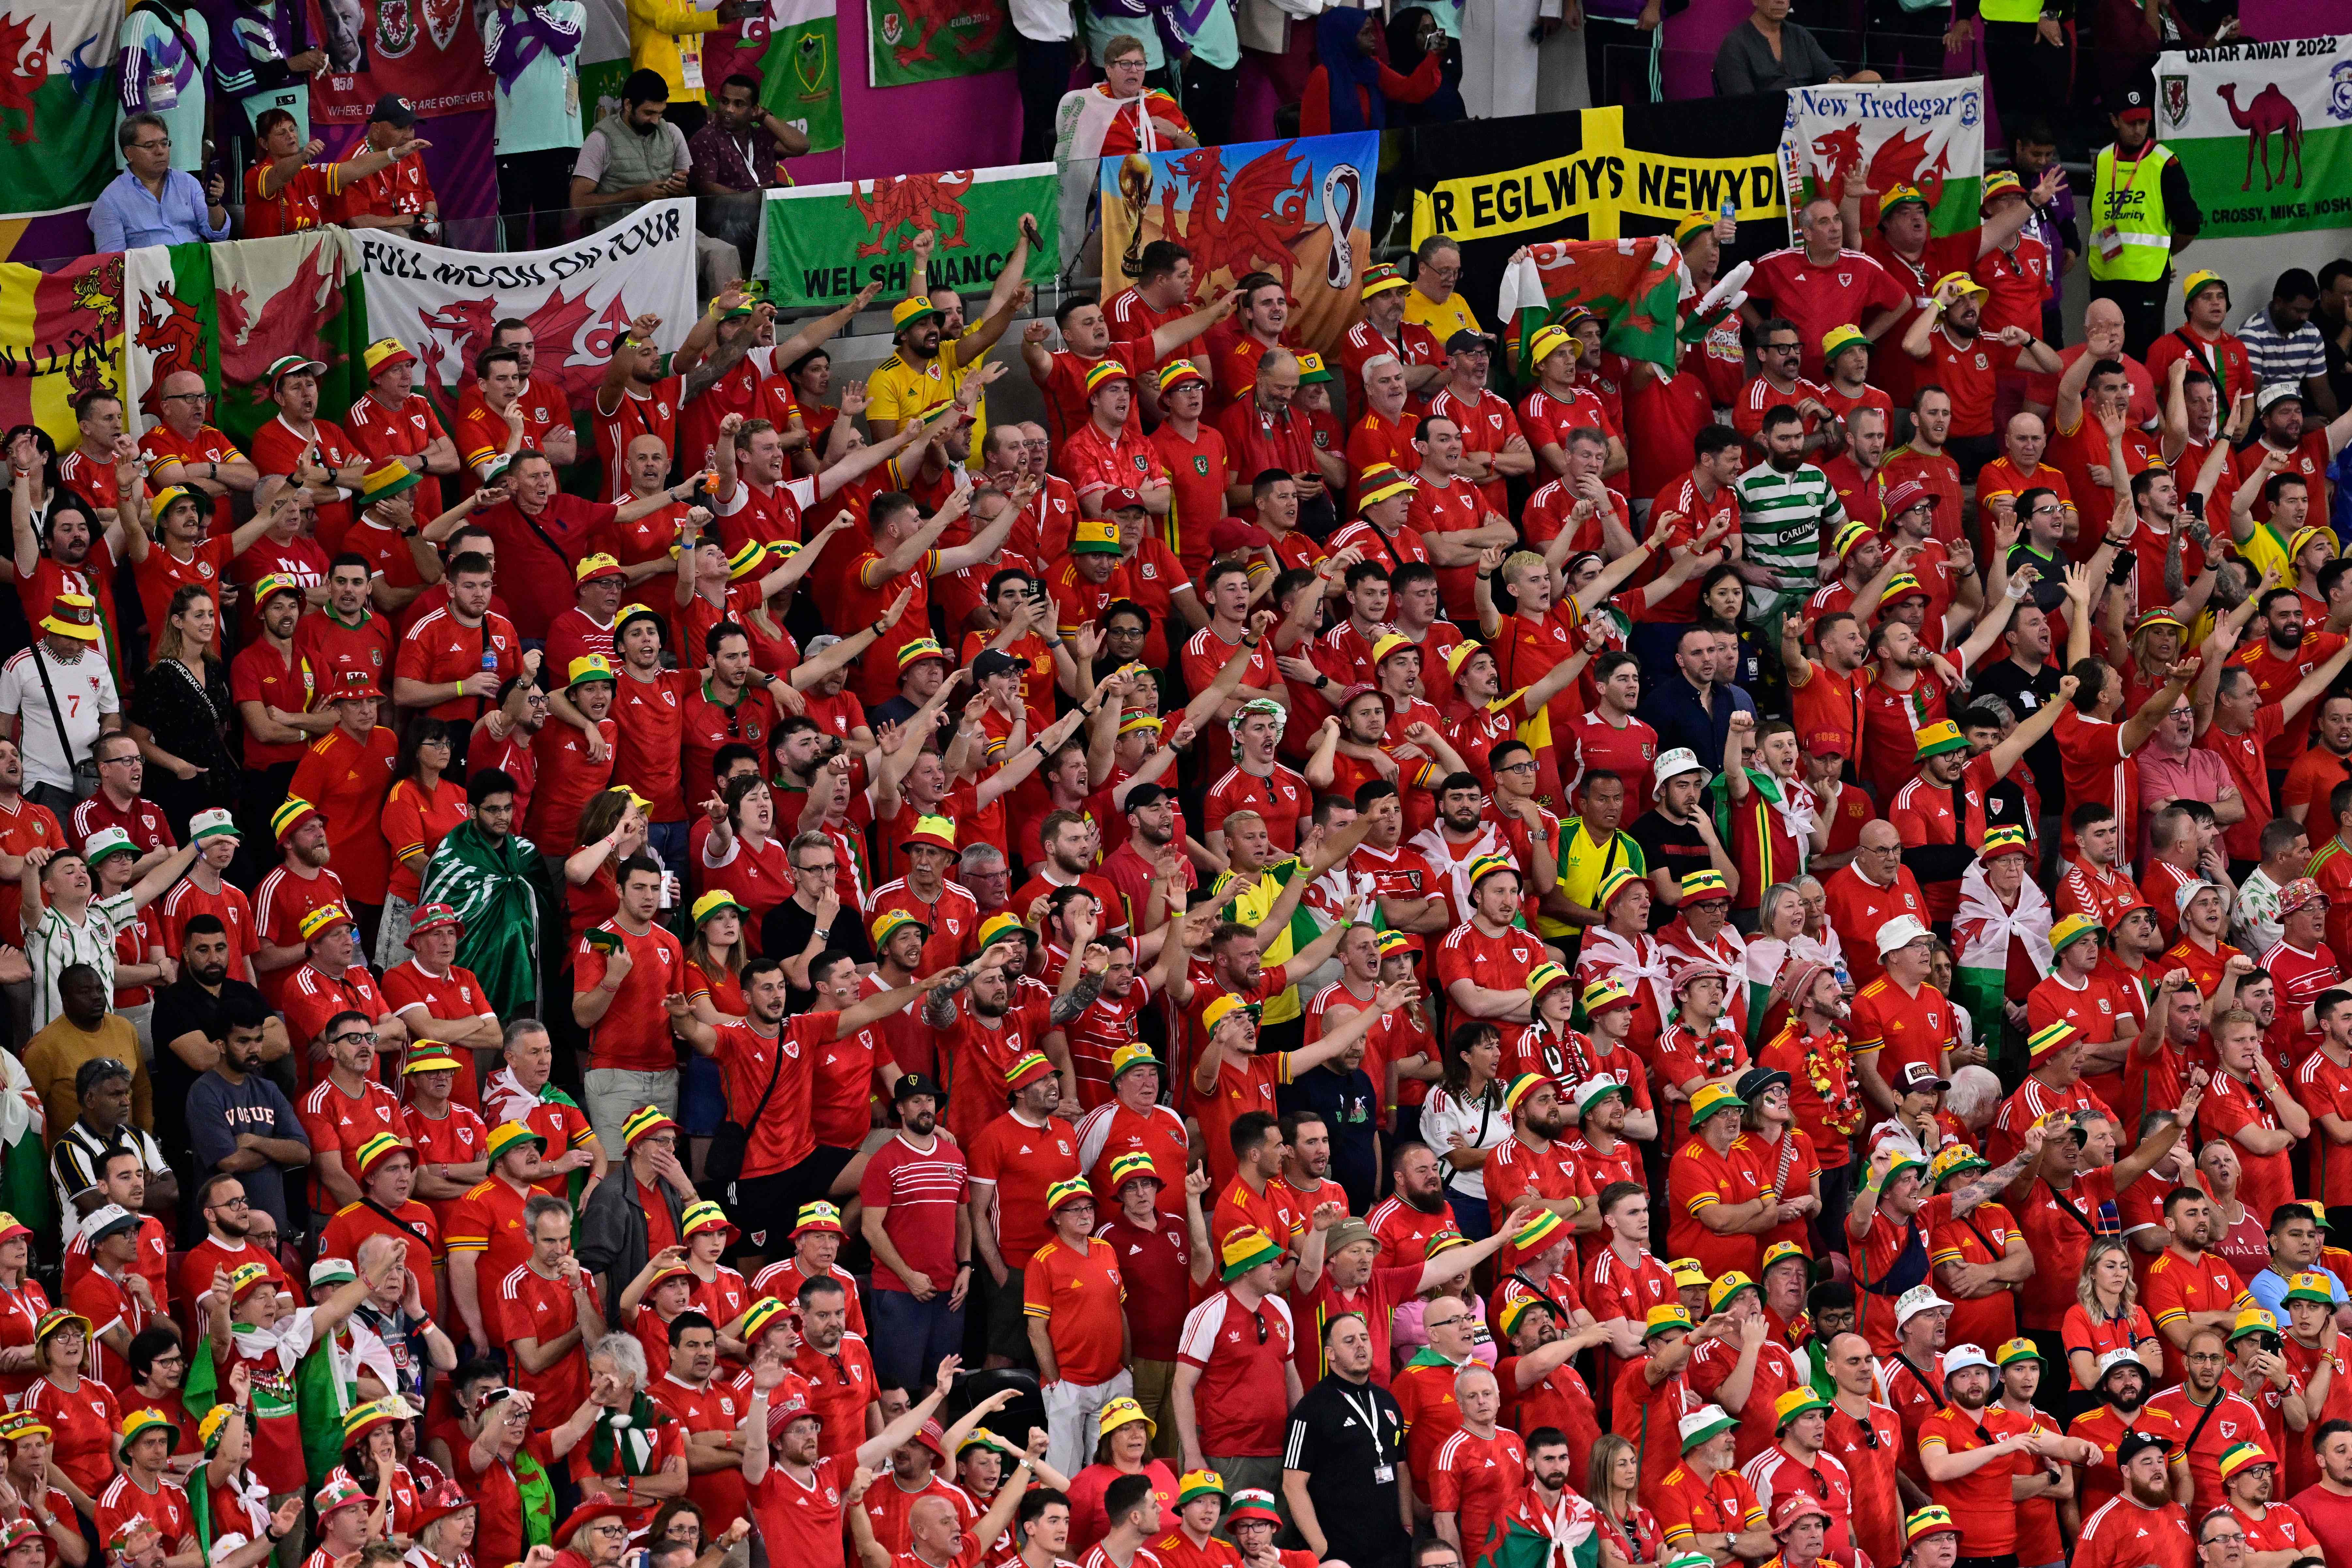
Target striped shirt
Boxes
[2235,307,2328,391]
[1732,460,1845,603]
[25,892,138,1033]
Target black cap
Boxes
[368,94,416,129]
[971,650,1024,683]
[2115,85,2153,118]
[1735,1067,1791,1103]
[1123,783,1170,812]
[893,1072,943,1105]
[2114,1430,2171,1466]
[1446,329,1490,354]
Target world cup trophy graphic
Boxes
[1117,152,1154,280]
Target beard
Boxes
[2127,1471,2172,1507]
[2104,1382,2147,1415]
[1767,450,1804,474]
[1406,1185,1447,1214]
[904,1108,936,1135]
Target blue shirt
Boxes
[1639,674,1755,778]
[2248,1262,2348,1320]
[90,168,229,252]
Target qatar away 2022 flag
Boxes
[354,198,698,409]
[2157,35,2352,238]
[0,1,120,234]
[1779,76,1986,242]
[760,164,1058,309]
[867,0,1011,86]
[123,231,371,448]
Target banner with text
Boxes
[0,254,124,450]
[2157,35,2352,238]
[123,231,371,449]
[1403,93,1787,327]
[354,200,698,407]
[1102,132,1378,358]
[303,0,495,122]
[759,164,1057,308]
[867,0,1011,87]
[1779,76,1986,242]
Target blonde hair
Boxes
[2076,1237,2140,1319]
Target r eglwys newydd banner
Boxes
[2157,34,2352,238]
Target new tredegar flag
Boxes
[1778,76,1987,241]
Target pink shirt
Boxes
[2133,745,2234,863]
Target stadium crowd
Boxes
[17,35,2352,1568]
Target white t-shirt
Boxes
[0,645,118,792]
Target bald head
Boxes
[909,1495,960,1549]
[2007,412,2045,440]
[1858,821,1900,854]
[2085,297,2124,331]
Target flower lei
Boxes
[1806,1027,1862,1136]
[1694,1026,1744,1079]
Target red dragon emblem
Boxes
[0,14,52,146]
[1150,144,1314,292]
[415,285,605,403]
[216,244,350,388]
[135,285,211,421]
[1808,124,1950,224]
[882,0,1002,72]
[846,172,976,258]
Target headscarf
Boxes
[1318,8,1386,132]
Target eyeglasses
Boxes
[1762,341,1801,354]
[99,755,138,767]
[331,1031,379,1046]
[209,1195,250,1209]
[161,392,210,405]
[1496,760,1539,775]
[797,860,837,875]
[132,137,171,152]
[588,1526,630,1540]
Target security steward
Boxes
[2087,82,2204,359]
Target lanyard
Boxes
[1337,1383,1383,1446]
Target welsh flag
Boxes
[1491,1494,1606,1568]
[122,230,370,447]
[1779,77,1985,246]
[754,0,843,154]
[0,1,119,230]
[0,252,124,450]
[1495,238,1693,385]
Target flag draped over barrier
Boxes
[302,0,495,121]
[1099,132,1378,357]
[2157,35,2352,238]
[353,198,699,408]
[0,253,125,448]
[756,0,846,151]
[866,0,1011,87]
[122,231,370,448]
[1779,76,1987,244]
[1403,94,1789,331]
[759,165,1059,309]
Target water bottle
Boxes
[1720,196,1736,227]
[648,841,675,910]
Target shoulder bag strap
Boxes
[26,650,85,771]
[2040,1177,2101,1237]
[744,1025,786,1129]
[2178,1387,2225,1455]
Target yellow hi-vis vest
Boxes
[2089,142,2175,283]
[1979,0,2040,23]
